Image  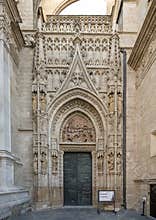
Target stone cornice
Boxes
[128,0,156,70]
[6,0,22,23]
[0,0,25,51]
[0,150,23,165]
[10,21,24,50]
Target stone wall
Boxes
[128,0,156,214]
[14,47,34,193]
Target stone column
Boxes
[0,1,30,218]
[0,38,13,190]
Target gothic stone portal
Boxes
[32,15,123,208]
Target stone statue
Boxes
[32,94,37,113]
[117,152,122,174]
[107,151,114,172]
[40,94,46,112]
[34,152,38,174]
[97,152,104,175]
[41,151,47,175]
[108,93,114,113]
[52,153,58,175]
[118,92,122,117]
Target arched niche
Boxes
[60,111,96,143]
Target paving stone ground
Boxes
[10,208,153,220]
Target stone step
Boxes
[0,189,30,220]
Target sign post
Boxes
[97,190,115,214]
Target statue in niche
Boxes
[36,61,46,84]
[117,152,122,174]
[32,94,37,114]
[97,152,104,175]
[40,93,46,112]
[118,92,122,117]
[107,151,114,172]
[51,152,58,175]
[34,152,38,174]
[41,151,47,175]
[41,119,47,133]
[108,92,114,113]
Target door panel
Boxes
[64,152,92,206]
[150,184,156,217]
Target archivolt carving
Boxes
[50,98,105,141]
[48,88,107,116]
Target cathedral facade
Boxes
[32,15,122,208]
[0,0,156,219]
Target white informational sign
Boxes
[98,190,115,202]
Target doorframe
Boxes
[61,144,96,206]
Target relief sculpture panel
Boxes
[61,113,96,143]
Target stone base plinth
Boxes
[0,188,30,219]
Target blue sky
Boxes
[60,0,106,15]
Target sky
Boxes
[60,0,106,15]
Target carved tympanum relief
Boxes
[61,113,96,143]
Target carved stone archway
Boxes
[32,14,123,209]
[48,89,106,206]
[48,88,107,142]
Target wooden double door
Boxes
[64,152,92,206]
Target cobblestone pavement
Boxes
[10,208,153,220]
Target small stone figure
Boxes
[108,92,114,113]
[41,151,47,175]
[40,94,46,112]
[97,152,104,175]
[52,152,58,175]
[118,92,122,117]
[117,152,122,174]
[32,94,37,113]
[34,152,38,174]
[107,151,114,172]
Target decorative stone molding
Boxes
[23,32,36,48]
[0,150,22,165]
[0,0,24,64]
[128,0,156,70]
[42,15,112,34]
[135,28,156,88]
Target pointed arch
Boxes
[53,0,79,15]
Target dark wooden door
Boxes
[150,184,156,217]
[64,152,92,206]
